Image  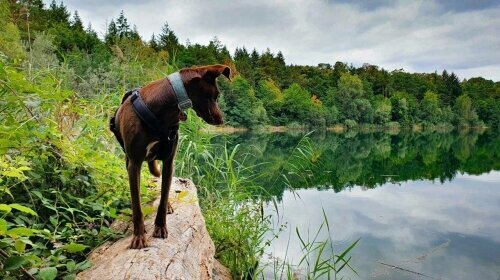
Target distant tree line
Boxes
[3,0,499,129]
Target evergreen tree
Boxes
[158,22,180,58]
[130,24,141,40]
[115,10,130,38]
[48,0,70,23]
[71,11,83,31]
[149,33,159,51]
[234,47,254,84]
[105,19,118,45]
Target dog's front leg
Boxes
[152,141,177,238]
[127,159,148,249]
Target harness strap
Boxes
[130,89,178,141]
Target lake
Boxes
[212,129,500,279]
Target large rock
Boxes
[77,178,231,280]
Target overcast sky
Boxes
[43,0,500,81]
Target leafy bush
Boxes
[0,57,134,279]
[344,119,358,129]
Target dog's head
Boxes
[180,65,230,125]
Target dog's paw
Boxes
[152,226,168,239]
[129,234,148,249]
[167,202,174,214]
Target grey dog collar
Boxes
[167,72,192,111]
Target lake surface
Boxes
[213,130,500,279]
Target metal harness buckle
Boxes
[178,99,192,111]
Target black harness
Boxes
[110,73,193,159]
[109,88,179,159]
[129,89,178,141]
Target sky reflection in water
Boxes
[265,172,500,279]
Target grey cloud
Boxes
[436,0,500,12]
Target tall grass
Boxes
[176,126,360,279]
[176,125,277,278]
[264,210,359,280]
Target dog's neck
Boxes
[140,78,187,126]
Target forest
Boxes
[2,1,499,130]
[0,1,499,279]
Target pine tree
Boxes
[71,11,83,31]
[130,24,140,40]
[149,33,159,51]
[116,10,130,38]
[48,0,70,24]
[105,19,118,45]
[158,22,180,57]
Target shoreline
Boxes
[201,124,489,134]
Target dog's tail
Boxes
[148,160,161,177]
[110,90,135,152]
[109,115,125,151]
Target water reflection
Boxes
[213,130,499,197]
[266,173,500,279]
[212,130,500,279]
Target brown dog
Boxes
[110,65,230,249]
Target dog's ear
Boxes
[199,65,231,82]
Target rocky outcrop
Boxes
[77,178,231,280]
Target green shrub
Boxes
[344,119,358,129]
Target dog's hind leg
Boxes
[127,159,148,249]
[147,160,161,177]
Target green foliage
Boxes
[421,90,441,124]
[175,135,276,278]
[454,94,480,127]
[223,76,268,127]
[390,92,410,125]
[29,32,59,70]
[256,79,284,124]
[334,73,372,123]
[282,83,325,127]
[0,59,130,279]
[0,2,25,62]
[337,72,365,100]
[344,119,358,129]
[373,97,392,124]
